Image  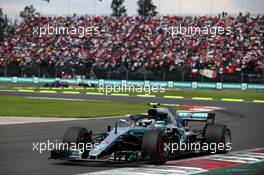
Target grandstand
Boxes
[0,14,263,83]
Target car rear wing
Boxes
[177,112,215,124]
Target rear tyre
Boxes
[205,124,231,154]
[142,130,170,165]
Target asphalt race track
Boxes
[0,91,264,175]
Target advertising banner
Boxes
[196,82,217,89]
[104,80,122,86]
[0,77,263,90]
[0,77,13,82]
[247,84,264,90]
[222,83,241,89]
[17,77,34,83]
[62,78,77,84]
[149,81,168,87]
[126,80,145,86]
[173,82,192,88]
[38,78,57,83]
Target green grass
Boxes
[0,96,150,118]
[0,96,186,118]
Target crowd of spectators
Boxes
[0,13,263,77]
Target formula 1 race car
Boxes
[77,82,96,88]
[43,80,69,88]
[50,103,231,164]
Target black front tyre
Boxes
[142,130,170,165]
[62,127,91,159]
[62,127,88,144]
[205,124,232,154]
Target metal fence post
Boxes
[89,67,92,79]
[4,64,7,77]
[72,68,75,78]
[181,70,184,81]
[261,69,264,84]
[21,67,24,77]
[55,67,57,78]
[38,65,41,77]
[163,68,165,81]
[107,67,110,79]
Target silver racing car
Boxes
[50,103,231,164]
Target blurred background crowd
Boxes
[0,3,263,82]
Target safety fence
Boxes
[0,77,263,90]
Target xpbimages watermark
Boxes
[165,25,232,38]
[32,140,99,154]
[98,84,166,95]
[32,24,100,37]
[164,142,232,154]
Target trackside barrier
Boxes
[0,77,264,90]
